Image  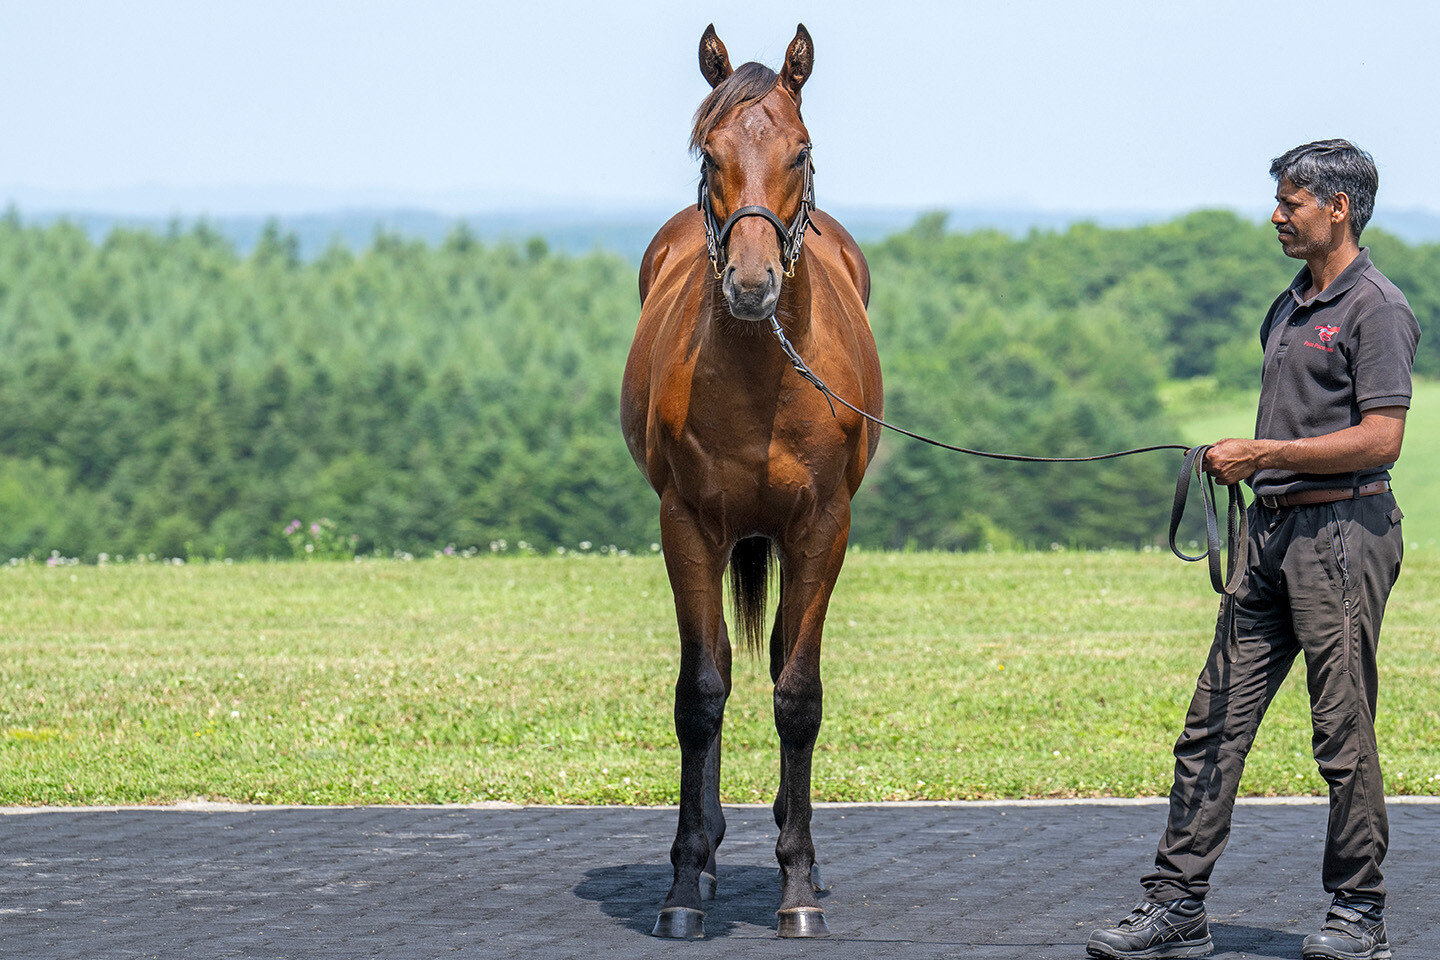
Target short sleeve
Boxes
[1351,299,1420,412]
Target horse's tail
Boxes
[728,536,774,658]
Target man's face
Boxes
[1271,177,1338,260]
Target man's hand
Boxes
[1201,438,1271,485]
[1200,407,1407,485]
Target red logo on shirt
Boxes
[1304,324,1340,353]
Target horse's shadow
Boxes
[574,863,828,938]
[575,868,1307,951]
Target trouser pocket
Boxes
[1329,505,1353,675]
[1342,597,1353,675]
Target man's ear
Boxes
[1329,191,1351,225]
[1329,190,1357,240]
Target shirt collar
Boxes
[1287,247,1372,307]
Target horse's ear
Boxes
[699,24,733,89]
[781,24,813,98]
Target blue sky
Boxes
[3,0,1437,219]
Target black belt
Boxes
[1258,480,1390,510]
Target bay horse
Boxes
[620,23,882,939]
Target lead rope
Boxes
[768,315,1248,637]
[1168,444,1247,661]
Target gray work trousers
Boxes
[1143,491,1404,905]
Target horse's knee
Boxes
[774,671,823,746]
[675,660,727,750]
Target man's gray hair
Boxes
[1270,139,1379,239]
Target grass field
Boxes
[3,550,1437,806]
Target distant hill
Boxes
[1364,207,1440,245]
[12,204,1440,261]
[14,208,667,262]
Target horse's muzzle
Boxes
[722,265,780,321]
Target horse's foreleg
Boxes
[771,504,850,938]
[700,623,731,901]
[652,497,728,939]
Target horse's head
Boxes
[691,24,816,323]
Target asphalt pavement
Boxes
[2,798,1437,959]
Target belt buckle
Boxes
[1260,495,1280,510]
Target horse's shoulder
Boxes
[640,208,706,304]
[809,210,870,307]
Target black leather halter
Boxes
[698,149,820,279]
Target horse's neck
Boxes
[696,290,792,372]
[774,254,818,344]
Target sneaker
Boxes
[1086,897,1213,959]
[1302,900,1391,960]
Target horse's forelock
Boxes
[689,62,780,155]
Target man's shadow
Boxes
[575,863,828,938]
[1210,921,1306,958]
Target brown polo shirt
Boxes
[1251,247,1420,499]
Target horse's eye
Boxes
[795,148,810,168]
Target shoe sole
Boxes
[1301,947,1391,960]
[1086,936,1214,960]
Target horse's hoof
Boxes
[699,871,717,901]
[652,906,705,939]
[777,907,830,938]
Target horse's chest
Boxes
[658,407,850,528]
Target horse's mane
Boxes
[689,62,781,155]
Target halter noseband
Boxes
[698,149,820,280]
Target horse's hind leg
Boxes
[771,505,850,938]
[769,573,788,832]
[652,497,728,939]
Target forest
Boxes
[2,208,1436,560]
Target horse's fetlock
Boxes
[777,838,815,869]
[776,839,818,905]
[671,833,711,872]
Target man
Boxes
[1088,139,1419,960]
